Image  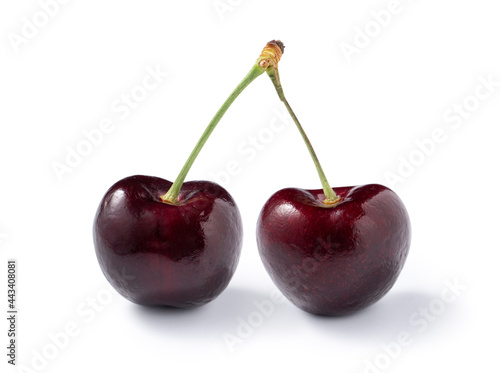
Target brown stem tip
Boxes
[258,40,285,68]
[270,40,285,54]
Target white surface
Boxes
[1,1,499,372]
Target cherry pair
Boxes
[93,41,410,316]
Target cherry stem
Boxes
[266,67,340,205]
[161,63,266,203]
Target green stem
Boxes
[161,64,265,203]
[266,68,339,205]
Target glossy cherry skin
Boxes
[93,175,243,308]
[257,184,411,316]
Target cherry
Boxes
[94,176,242,307]
[257,185,411,315]
[256,44,411,316]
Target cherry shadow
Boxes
[129,286,271,339]
[129,285,444,348]
[299,290,436,343]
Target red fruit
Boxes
[93,175,242,307]
[257,184,411,316]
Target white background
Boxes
[1,1,499,372]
